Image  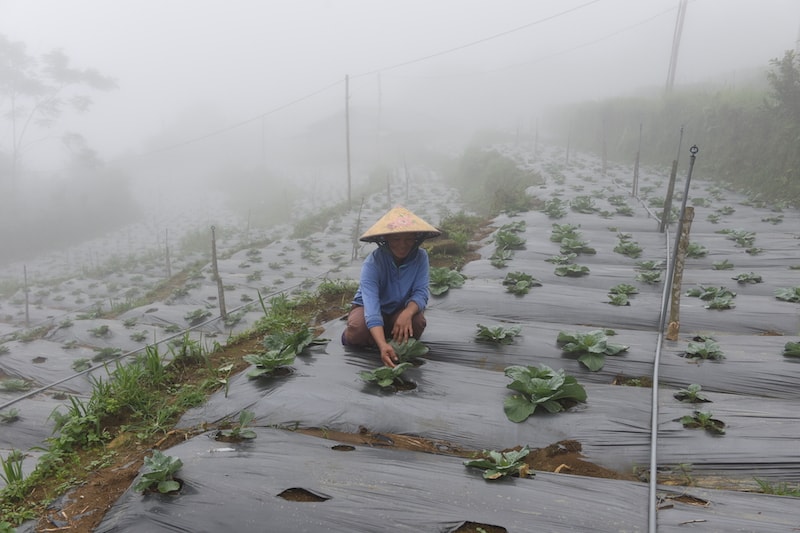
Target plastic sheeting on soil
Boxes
[94,427,800,533]
[4,147,800,531]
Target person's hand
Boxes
[392,310,414,344]
[379,343,398,368]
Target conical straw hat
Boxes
[360,206,441,243]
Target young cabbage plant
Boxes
[389,338,429,364]
[494,229,526,251]
[554,264,590,277]
[570,195,598,214]
[490,249,514,268]
[684,338,724,360]
[475,324,522,345]
[542,198,567,218]
[498,220,526,233]
[134,450,183,493]
[429,267,466,296]
[674,384,711,403]
[550,223,581,243]
[783,341,800,358]
[607,293,630,306]
[705,296,735,310]
[463,446,532,480]
[559,237,596,256]
[263,327,329,356]
[613,240,643,258]
[243,349,296,378]
[635,260,664,271]
[502,272,541,296]
[731,272,762,284]
[218,409,258,441]
[635,270,662,284]
[686,242,709,258]
[609,283,639,295]
[557,329,629,371]
[359,363,413,388]
[712,259,735,270]
[680,410,726,435]
[686,285,736,301]
[775,286,800,303]
[545,253,577,265]
[503,364,587,422]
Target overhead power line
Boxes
[117,0,603,160]
[352,0,603,79]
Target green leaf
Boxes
[503,394,537,422]
[783,341,800,357]
[578,352,606,371]
[390,338,429,361]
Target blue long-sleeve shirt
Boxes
[352,245,430,329]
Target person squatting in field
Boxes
[342,206,441,367]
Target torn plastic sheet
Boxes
[97,427,651,533]
[95,427,800,533]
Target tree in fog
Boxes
[0,33,116,190]
[765,50,800,197]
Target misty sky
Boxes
[3,0,800,170]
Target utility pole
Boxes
[345,74,352,209]
[666,0,688,93]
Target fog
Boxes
[2,0,800,262]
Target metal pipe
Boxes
[648,145,698,533]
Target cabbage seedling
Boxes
[542,198,567,218]
[490,249,514,268]
[783,341,800,358]
[635,270,661,284]
[557,329,629,371]
[134,450,183,493]
[775,286,800,303]
[554,264,590,277]
[550,223,581,243]
[503,364,587,422]
[614,240,643,258]
[502,272,541,296]
[359,363,413,388]
[686,286,736,301]
[680,410,725,435]
[464,446,532,480]
[243,349,296,378]
[609,283,638,295]
[429,267,466,296]
[607,293,630,306]
[545,253,576,265]
[494,229,526,251]
[475,324,521,345]
[635,260,664,271]
[712,259,734,270]
[674,384,710,403]
[560,237,596,255]
[218,409,257,441]
[263,327,329,356]
[389,339,429,364]
[685,338,724,360]
[686,242,709,258]
[731,272,762,284]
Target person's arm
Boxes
[370,325,399,367]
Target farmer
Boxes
[342,206,441,367]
